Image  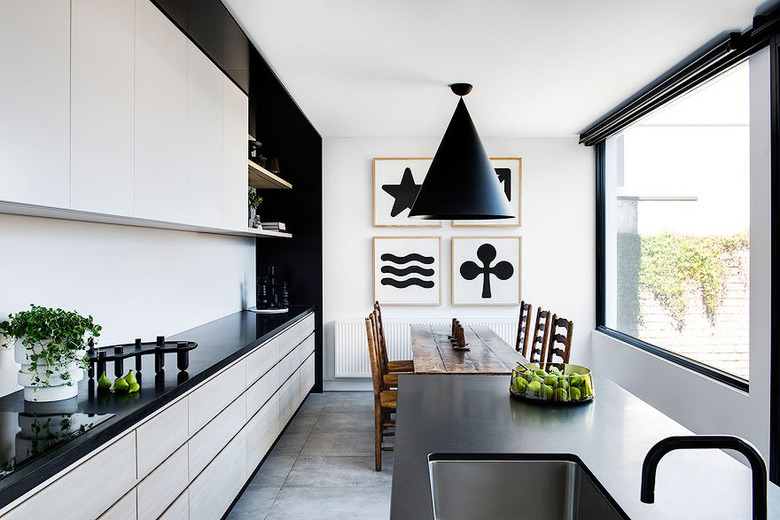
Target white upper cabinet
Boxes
[0,0,70,208]
[222,78,249,231]
[134,0,188,223]
[71,0,135,216]
[187,42,223,228]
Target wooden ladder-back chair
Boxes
[546,315,574,364]
[515,300,533,355]
[373,301,415,374]
[365,314,397,471]
[528,307,551,363]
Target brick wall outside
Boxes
[635,249,749,380]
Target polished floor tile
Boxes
[264,486,392,520]
[228,391,391,520]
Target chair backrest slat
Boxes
[529,307,551,363]
[373,301,390,373]
[545,314,574,364]
[365,315,383,398]
[515,300,532,356]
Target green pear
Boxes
[111,376,129,393]
[127,382,140,394]
[570,387,582,401]
[97,371,112,391]
[554,388,568,402]
[542,384,554,400]
[124,369,138,387]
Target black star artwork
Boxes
[382,167,421,217]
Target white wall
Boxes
[0,214,255,397]
[322,136,594,388]
[593,47,772,459]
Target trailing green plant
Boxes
[639,231,748,331]
[0,305,102,388]
[248,188,263,210]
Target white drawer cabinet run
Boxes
[0,313,316,520]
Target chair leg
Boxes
[374,403,382,471]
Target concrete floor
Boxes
[227,392,393,520]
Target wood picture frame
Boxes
[372,158,441,227]
[451,236,521,306]
[373,236,442,305]
[452,157,522,227]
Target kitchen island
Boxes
[0,306,315,519]
[391,374,780,519]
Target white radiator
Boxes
[334,319,518,378]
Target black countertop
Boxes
[391,374,780,519]
[0,306,314,509]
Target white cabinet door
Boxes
[0,0,70,208]
[71,0,135,216]
[3,433,136,520]
[98,489,137,520]
[189,430,247,520]
[134,0,187,223]
[137,444,188,520]
[136,397,188,479]
[186,41,223,227]
[189,394,247,479]
[222,77,248,231]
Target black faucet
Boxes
[640,435,767,520]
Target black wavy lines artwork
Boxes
[380,251,436,290]
[380,265,435,277]
[382,278,435,289]
[380,253,434,265]
[460,243,514,298]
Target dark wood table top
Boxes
[411,324,526,374]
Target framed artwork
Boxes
[373,158,440,227]
[452,157,522,227]
[373,236,442,305]
[452,236,521,306]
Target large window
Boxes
[602,60,751,381]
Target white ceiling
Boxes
[222,0,766,138]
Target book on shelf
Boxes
[260,222,286,231]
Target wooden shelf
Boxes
[245,227,292,238]
[248,160,292,190]
[0,200,292,239]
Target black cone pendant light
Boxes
[408,83,514,220]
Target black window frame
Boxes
[582,8,780,484]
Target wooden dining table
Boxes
[410,324,527,374]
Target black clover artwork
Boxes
[381,167,421,217]
[459,244,514,299]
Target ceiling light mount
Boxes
[449,83,473,97]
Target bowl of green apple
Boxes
[509,363,594,405]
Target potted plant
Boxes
[248,188,263,228]
[0,305,102,402]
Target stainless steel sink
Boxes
[427,453,629,520]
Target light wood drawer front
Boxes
[138,444,188,520]
[301,353,315,396]
[246,363,280,418]
[98,489,136,520]
[278,315,314,359]
[279,371,300,426]
[136,397,188,479]
[189,394,247,479]
[279,347,299,383]
[246,337,280,386]
[160,489,188,520]
[189,430,247,520]
[189,360,246,435]
[4,433,136,520]
[246,392,280,469]
[297,334,314,366]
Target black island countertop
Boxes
[0,306,314,509]
[391,374,780,519]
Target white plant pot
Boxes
[13,338,86,402]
